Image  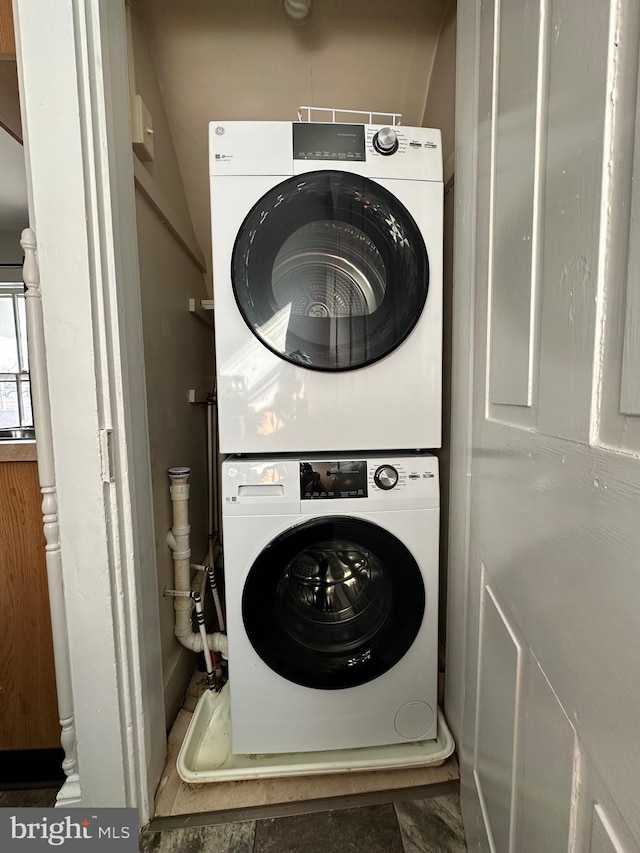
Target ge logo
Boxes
[215,126,225,136]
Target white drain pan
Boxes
[177,683,455,784]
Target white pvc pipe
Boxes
[167,468,228,658]
[284,0,312,24]
[167,466,192,640]
[177,625,228,658]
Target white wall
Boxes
[0,228,24,264]
[130,5,214,725]
[0,131,28,263]
[423,0,456,176]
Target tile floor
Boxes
[140,792,467,853]
[0,788,58,808]
[0,785,467,851]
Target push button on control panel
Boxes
[374,465,399,490]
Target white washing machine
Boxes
[210,121,443,454]
[222,453,439,755]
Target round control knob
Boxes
[372,127,399,155]
[374,465,399,490]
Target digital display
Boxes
[293,123,366,161]
[300,460,368,499]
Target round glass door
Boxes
[242,516,426,690]
[232,171,429,371]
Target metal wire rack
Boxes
[297,106,402,125]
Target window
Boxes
[0,277,32,429]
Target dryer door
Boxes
[241,516,426,690]
[231,171,429,371]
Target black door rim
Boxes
[231,170,430,372]
[241,516,426,690]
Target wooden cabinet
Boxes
[0,459,59,749]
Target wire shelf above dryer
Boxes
[297,106,402,125]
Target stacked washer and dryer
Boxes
[209,120,443,757]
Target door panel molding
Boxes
[595,0,640,453]
[516,652,575,853]
[537,0,612,443]
[488,0,546,410]
[474,576,524,853]
[619,43,640,420]
[591,805,629,853]
[570,751,640,853]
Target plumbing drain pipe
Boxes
[165,590,217,690]
[167,467,228,658]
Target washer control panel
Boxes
[367,459,437,496]
[298,456,437,500]
[222,454,439,514]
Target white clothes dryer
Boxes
[209,121,443,454]
[222,453,439,755]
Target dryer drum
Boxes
[271,221,387,319]
[241,516,426,690]
[231,171,429,371]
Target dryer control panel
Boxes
[293,123,366,162]
[209,121,443,182]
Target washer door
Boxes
[231,171,429,371]
[242,516,426,690]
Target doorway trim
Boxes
[14,0,165,821]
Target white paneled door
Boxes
[452,0,640,851]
